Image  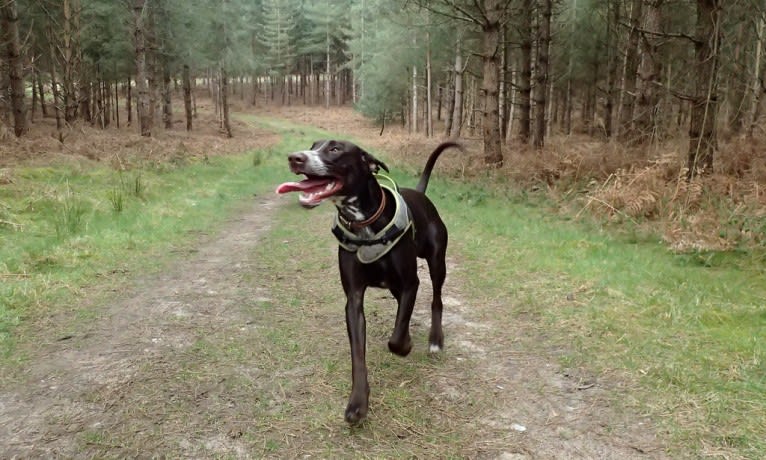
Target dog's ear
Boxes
[362,151,389,173]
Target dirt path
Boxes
[0,189,666,458]
[0,196,280,457]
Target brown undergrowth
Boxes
[263,105,766,252]
[0,98,277,171]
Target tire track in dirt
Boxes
[0,195,279,457]
[412,257,667,459]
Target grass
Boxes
[253,117,766,457]
[0,133,292,360]
[2,111,764,457]
[418,176,766,458]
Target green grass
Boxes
[0,127,315,359]
[254,117,766,456]
[2,113,765,457]
[417,177,766,458]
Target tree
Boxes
[619,0,643,142]
[133,0,152,136]
[1,0,27,136]
[635,0,663,144]
[687,0,722,177]
[533,0,552,148]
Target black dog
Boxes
[277,140,459,423]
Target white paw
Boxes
[429,344,442,353]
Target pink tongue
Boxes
[276,178,329,194]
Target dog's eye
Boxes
[329,147,340,153]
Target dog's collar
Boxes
[332,179,413,264]
[339,186,387,230]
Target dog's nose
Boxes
[288,152,307,169]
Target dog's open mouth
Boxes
[276,176,343,207]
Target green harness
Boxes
[331,175,413,264]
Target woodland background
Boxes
[1,0,764,249]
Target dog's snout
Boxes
[288,152,307,167]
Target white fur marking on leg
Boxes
[429,344,442,353]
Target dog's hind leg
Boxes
[426,246,446,352]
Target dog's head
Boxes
[276,140,389,208]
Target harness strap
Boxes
[331,180,413,264]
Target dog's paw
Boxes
[387,336,413,356]
[344,403,368,424]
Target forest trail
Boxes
[0,118,666,458]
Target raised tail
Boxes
[415,141,462,194]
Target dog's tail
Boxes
[416,142,462,194]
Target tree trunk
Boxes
[619,0,642,142]
[221,66,232,138]
[162,59,172,129]
[445,72,455,136]
[61,0,81,123]
[47,30,64,142]
[480,0,503,165]
[126,77,132,125]
[325,28,331,109]
[449,35,464,138]
[31,67,38,122]
[533,0,552,148]
[411,65,418,133]
[727,22,747,135]
[183,64,193,131]
[635,0,663,144]
[133,0,152,137]
[36,67,48,117]
[518,0,532,144]
[426,22,434,137]
[604,0,620,138]
[747,6,765,139]
[1,0,27,136]
[687,0,721,178]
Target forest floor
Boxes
[0,102,740,457]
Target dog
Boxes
[276,140,460,423]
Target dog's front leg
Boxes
[344,290,369,424]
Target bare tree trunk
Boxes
[604,0,620,138]
[133,0,152,137]
[114,81,120,128]
[162,59,172,129]
[31,66,38,122]
[411,65,418,133]
[619,0,642,142]
[635,0,663,144]
[505,56,517,143]
[727,22,747,135]
[325,28,331,109]
[61,0,81,123]
[747,7,765,139]
[533,0,551,148]
[126,76,132,125]
[426,21,434,137]
[47,30,64,142]
[687,0,721,178]
[183,64,193,131]
[1,0,27,136]
[449,34,464,138]
[221,66,232,138]
[480,0,503,165]
[519,0,532,144]
[36,66,48,117]
[444,72,455,136]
